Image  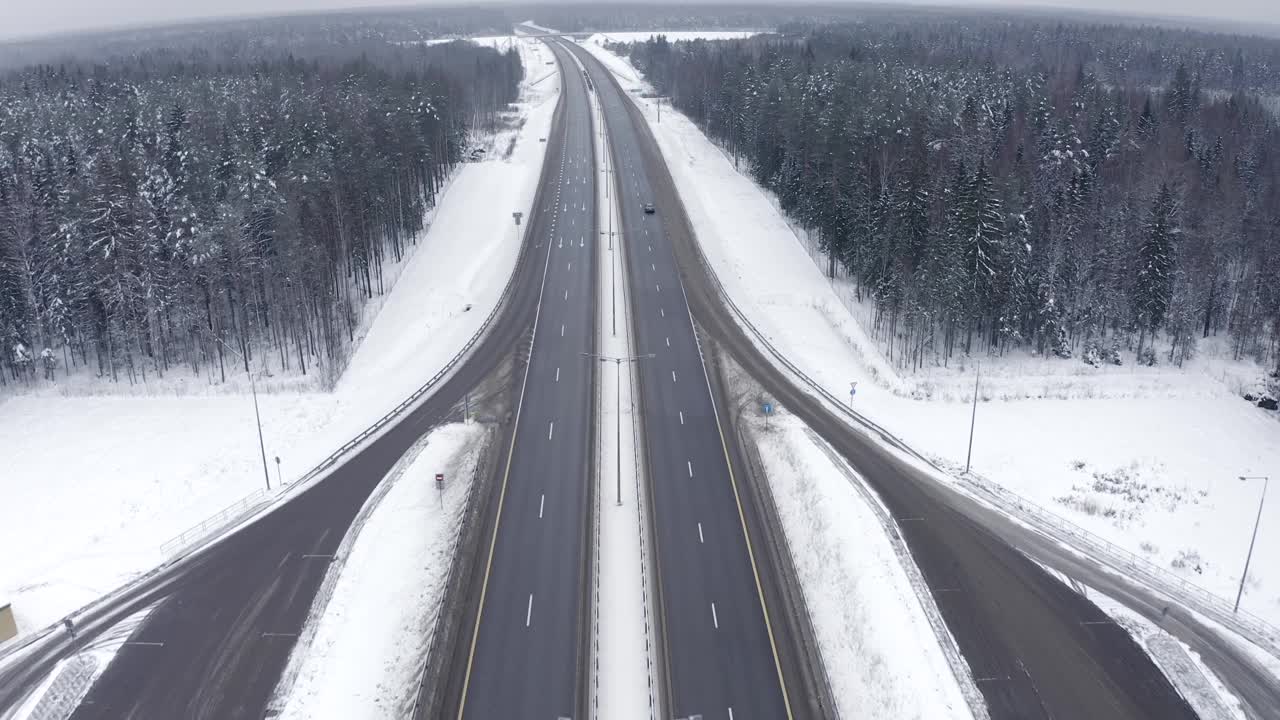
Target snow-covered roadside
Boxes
[271,423,483,720]
[0,37,560,640]
[1088,591,1247,720]
[748,407,977,719]
[582,38,1280,629]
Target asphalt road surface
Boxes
[450,38,597,720]
[572,41,1209,720]
[570,40,795,720]
[0,45,575,720]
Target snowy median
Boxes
[270,422,487,719]
[746,405,978,719]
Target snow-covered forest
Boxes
[0,15,522,388]
[619,17,1280,374]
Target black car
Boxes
[643,203,656,214]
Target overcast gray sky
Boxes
[2,0,1276,41]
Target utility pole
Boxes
[965,360,980,475]
[583,352,654,505]
[1235,475,1269,613]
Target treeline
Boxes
[620,18,1280,371]
[0,27,522,387]
[0,8,515,70]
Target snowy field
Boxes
[750,408,977,719]
[583,38,1280,628]
[0,37,559,639]
[273,423,483,720]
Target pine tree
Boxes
[1135,183,1178,348]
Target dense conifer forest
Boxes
[0,14,522,387]
[617,17,1280,372]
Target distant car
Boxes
[643,203,656,214]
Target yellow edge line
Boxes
[711,400,796,720]
[677,273,794,717]
[455,412,520,720]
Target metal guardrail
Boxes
[160,489,269,557]
[690,224,1280,661]
[2,162,539,668]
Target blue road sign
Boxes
[763,402,774,415]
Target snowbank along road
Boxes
[0,42,573,720]
[568,39,1203,720]
[441,37,598,720]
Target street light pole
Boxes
[1235,475,1269,613]
[965,360,980,474]
[207,332,272,492]
[584,352,653,505]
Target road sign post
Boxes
[763,401,773,429]
[435,472,445,507]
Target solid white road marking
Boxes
[679,411,684,425]
[539,494,545,519]
[527,594,534,627]
[548,421,554,440]
[711,602,719,629]
[687,460,693,477]
[698,522,705,543]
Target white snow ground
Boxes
[582,39,1280,628]
[273,423,484,720]
[749,408,977,719]
[0,37,559,640]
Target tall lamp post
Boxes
[583,352,653,505]
[207,331,272,492]
[1235,475,1269,613]
[965,360,981,474]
